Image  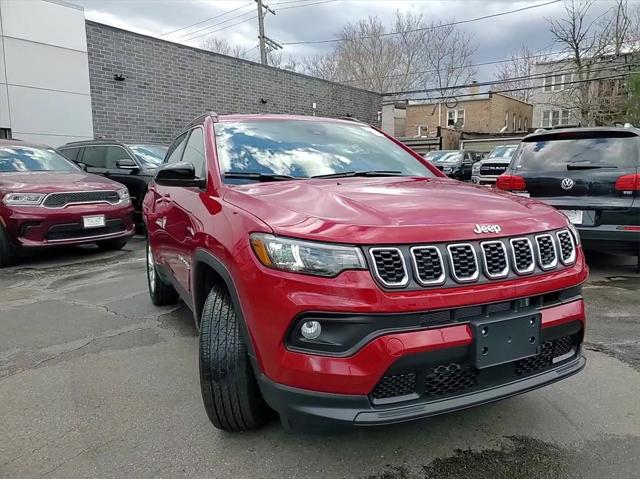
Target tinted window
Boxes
[105,146,132,169]
[214,120,433,180]
[128,144,168,167]
[181,128,206,178]
[513,135,639,172]
[165,133,189,165]
[0,146,79,172]
[81,146,106,168]
[59,147,79,161]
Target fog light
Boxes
[301,320,321,340]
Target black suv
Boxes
[424,150,482,181]
[497,127,640,263]
[58,140,167,223]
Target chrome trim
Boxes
[447,243,479,283]
[410,246,446,286]
[369,247,409,288]
[509,237,535,275]
[556,229,577,265]
[42,190,122,209]
[534,233,558,270]
[44,229,131,244]
[479,240,509,279]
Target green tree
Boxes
[625,70,640,125]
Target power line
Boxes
[179,11,258,42]
[383,60,637,97]
[276,0,340,10]
[382,72,633,104]
[159,2,253,37]
[280,0,561,45]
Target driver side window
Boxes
[165,132,189,165]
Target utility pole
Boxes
[255,0,276,65]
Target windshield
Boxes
[425,150,456,162]
[128,144,167,167]
[0,146,79,172]
[214,120,433,181]
[487,146,518,159]
[433,152,462,164]
[513,135,639,172]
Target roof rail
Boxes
[185,112,219,129]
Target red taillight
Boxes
[614,174,640,191]
[496,174,526,191]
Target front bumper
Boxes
[471,175,497,186]
[2,202,135,247]
[259,352,585,430]
[577,225,640,254]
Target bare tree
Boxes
[301,11,477,94]
[200,37,251,59]
[546,0,635,125]
[494,46,546,103]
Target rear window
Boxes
[513,133,639,172]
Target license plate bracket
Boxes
[82,215,106,229]
[471,312,541,369]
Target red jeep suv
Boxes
[0,140,134,267]
[143,114,588,432]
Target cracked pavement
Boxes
[0,238,639,478]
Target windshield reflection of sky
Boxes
[215,121,432,180]
[129,145,167,167]
[0,147,78,172]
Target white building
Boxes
[0,0,93,146]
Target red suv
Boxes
[143,114,588,432]
[0,140,134,266]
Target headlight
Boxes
[2,192,45,205]
[567,222,581,245]
[472,163,480,173]
[117,188,130,201]
[250,233,366,277]
[443,167,453,173]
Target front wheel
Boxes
[199,285,269,431]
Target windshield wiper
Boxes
[567,162,618,170]
[311,170,405,179]
[224,172,299,182]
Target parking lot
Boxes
[1,238,639,479]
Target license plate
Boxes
[82,215,105,229]
[560,209,583,225]
[512,191,530,197]
[472,312,541,369]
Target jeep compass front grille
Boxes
[43,191,120,208]
[365,228,576,290]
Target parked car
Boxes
[0,140,134,267]
[424,150,482,181]
[471,144,520,186]
[144,113,587,432]
[497,127,640,264]
[58,140,167,224]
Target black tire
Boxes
[0,225,17,268]
[146,242,178,305]
[199,285,268,431]
[96,237,128,251]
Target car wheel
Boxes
[146,242,178,305]
[0,225,17,268]
[96,237,128,251]
[199,284,269,431]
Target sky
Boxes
[69,0,620,83]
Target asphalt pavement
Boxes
[1,237,639,479]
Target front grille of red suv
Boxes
[366,229,575,290]
[43,191,120,208]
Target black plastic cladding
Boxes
[364,229,575,291]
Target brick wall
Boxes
[85,21,382,143]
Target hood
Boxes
[0,171,123,194]
[223,177,569,244]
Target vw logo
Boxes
[561,178,575,190]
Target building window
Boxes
[447,109,465,127]
[543,74,570,92]
[518,115,522,131]
[505,112,509,127]
[524,117,528,130]
[0,128,10,139]
[541,109,571,128]
[512,113,516,131]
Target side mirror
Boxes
[116,158,138,170]
[155,162,205,188]
[76,162,88,171]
